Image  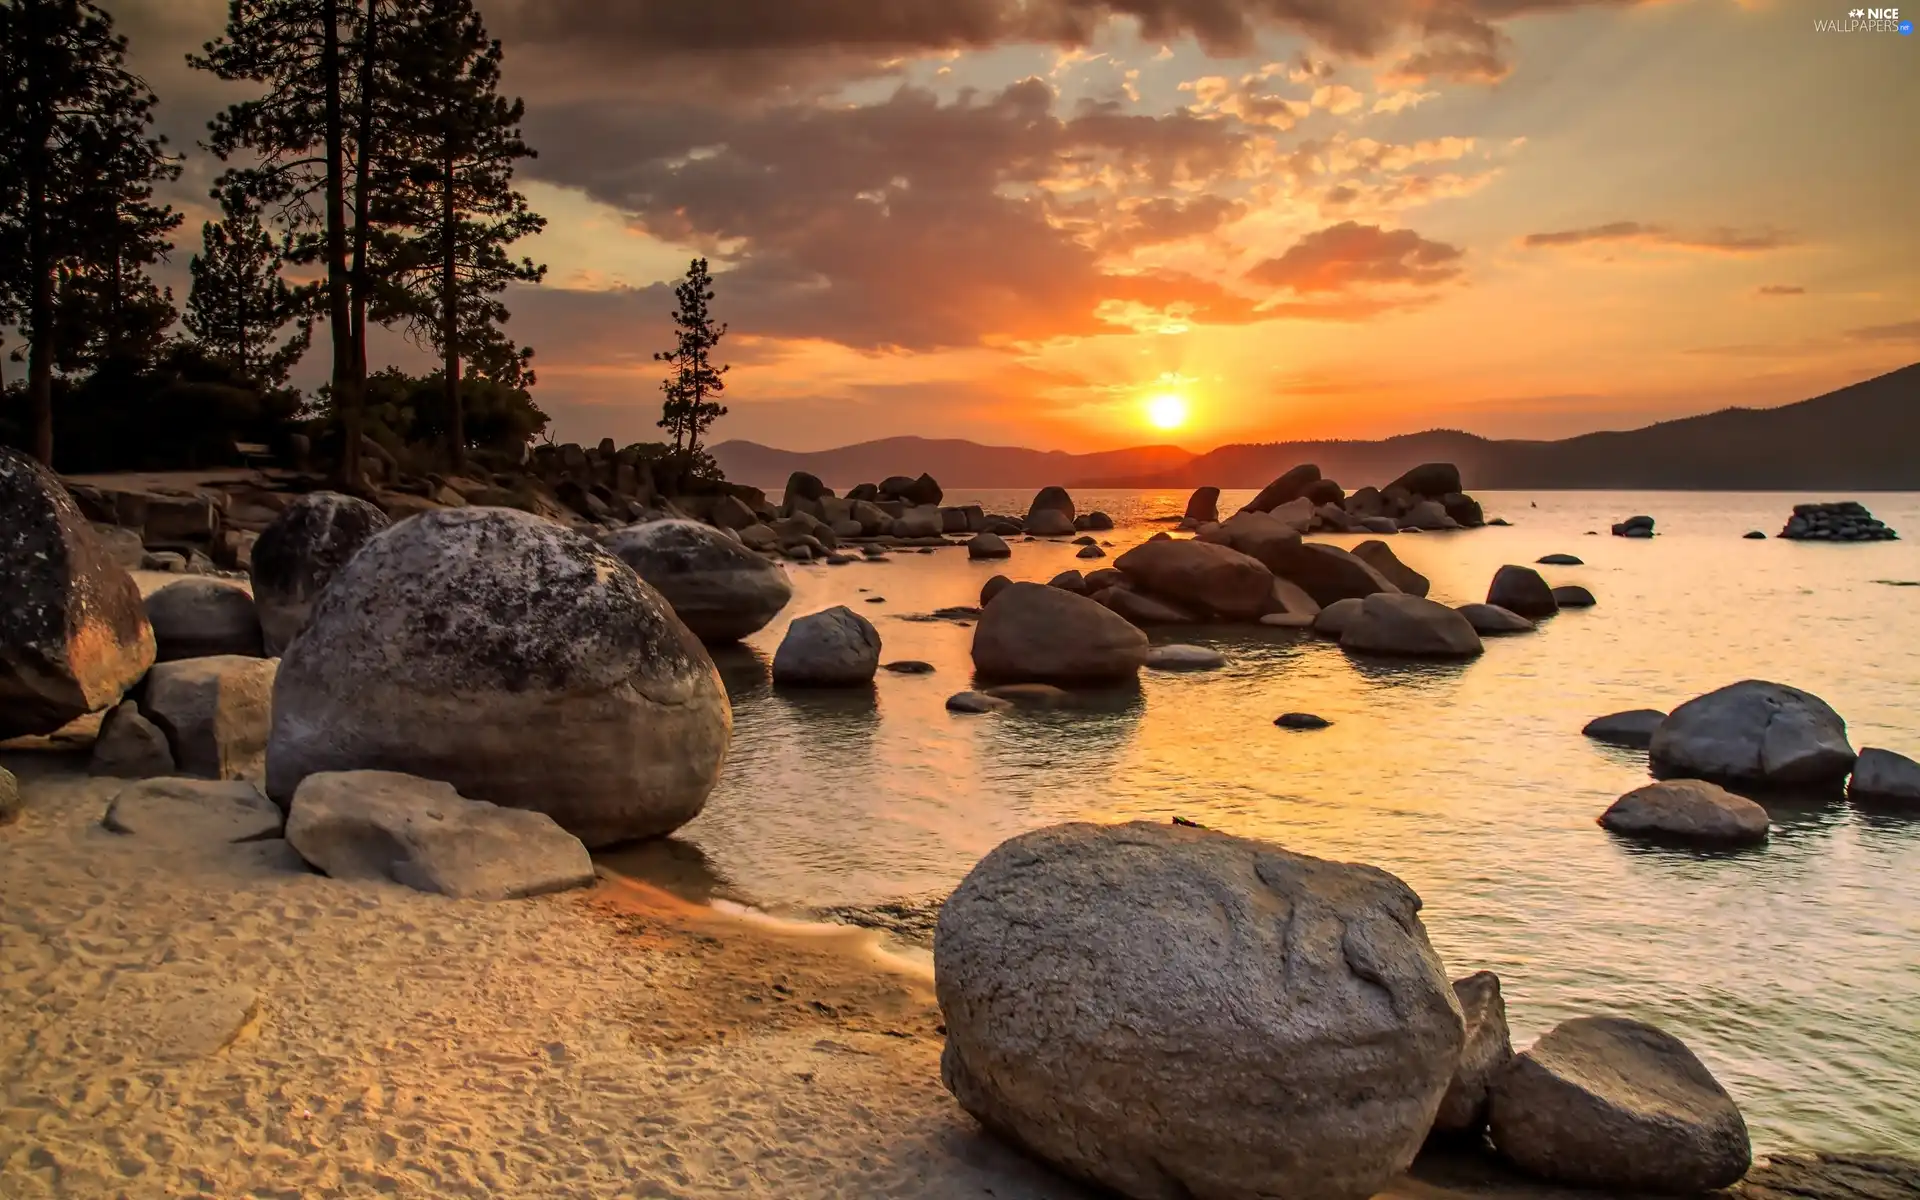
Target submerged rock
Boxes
[1650,680,1855,787]
[1537,553,1583,566]
[1274,712,1331,729]
[772,606,882,687]
[1582,708,1666,749]
[974,584,1148,683]
[1456,604,1534,635]
[249,491,391,656]
[1600,779,1770,846]
[1144,644,1227,671]
[947,690,1013,714]
[603,519,793,644]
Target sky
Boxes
[115,0,1919,452]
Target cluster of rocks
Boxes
[934,819,1755,1200]
[1611,514,1655,538]
[759,471,1115,562]
[1778,502,1899,542]
[1180,461,1492,537]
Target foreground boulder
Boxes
[1488,1016,1751,1192]
[287,770,595,900]
[1582,708,1665,748]
[145,578,265,661]
[1114,539,1274,621]
[1433,972,1513,1136]
[1341,594,1484,659]
[935,820,1464,1200]
[250,492,392,656]
[0,447,156,739]
[1848,748,1920,806]
[1649,680,1856,787]
[144,655,277,780]
[603,519,792,643]
[265,508,731,847]
[1487,565,1558,619]
[973,583,1148,683]
[1600,780,1770,847]
[1351,540,1429,598]
[89,700,176,779]
[772,606,882,686]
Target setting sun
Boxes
[1146,393,1188,430]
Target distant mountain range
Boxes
[715,363,1920,491]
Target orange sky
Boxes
[125,0,1919,452]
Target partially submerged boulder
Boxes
[935,820,1464,1200]
[1268,542,1399,607]
[603,519,793,644]
[1849,748,1920,806]
[981,574,1014,607]
[1313,597,1366,638]
[1650,680,1856,787]
[1456,604,1534,635]
[1351,540,1429,598]
[1582,708,1665,749]
[1433,971,1513,1136]
[1113,539,1274,621]
[772,606,882,687]
[1600,779,1770,847]
[968,532,1011,560]
[1240,464,1321,514]
[145,578,265,661]
[1144,644,1227,671]
[143,655,277,781]
[0,448,156,739]
[1487,565,1558,619]
[1341,594,1484,659]
[973,583,1148,683]
[249,492,392,656]
[1184,487,1220,524]
[1552,585,1596,608]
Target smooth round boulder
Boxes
[1113,539,1275,620]
[1456,603,1535,635]
[1025,509,1076,537]
[250,492,392,656]
[1341,594,1484,659]
[1487,565,1558,619]
[1266,542,1399,606]
[980,574,1014,607]
[972,583,1148,683]
[1026,486,1075,524]
[936,820,1465,1200]
[1076,544,1105,559]
[968,532,1011,560]
[1582,708,1666,749]
[1048,569,1087,593]
[1275,712,1331,729]
[603,519,793,644]
[1599,780,1770,846]
[1313,597,1366,637]
[1552,585,1596,608]
[264,508,731,847]
[145,578,266,661]
[1488,1016,1751,1192]
[1849,747,1920,806]
[772,606,882,687]
[1144,644,1227,671]
[1537,554,1583,566]
[1434,971,1513,1136]
[1649,680,1856,787]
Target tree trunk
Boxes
[322,0,362,489]
[23,0,54,466]
[348,0,377,429]
[441,144,463,473]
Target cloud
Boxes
[1756,284,1806,296]
[1846,320,1920,343]
[1247,221,1465,293]
[1522,221,1799,254]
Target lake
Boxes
[606,489,1920,1156]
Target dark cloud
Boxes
[1756,284,1806,296]
[1247,222,1465,293]
[1523,221,1799,253]
[1846,319,1920,342]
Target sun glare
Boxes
[1146,393,1188,430]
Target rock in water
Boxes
[1267,542,1400,607]
[144,655,277,781]
[265,508,730,847]
[981,574,1014,607]
[1488,1016,1751,1192]
[1026,486,1076,527]
[947,690,1014,714]
[145,578,265,661]
[1848,747,1920,806]
[1144,644,1227,671]
[249,492,391,656]
[1537,553,1583,566]
[1433,971,1513,1136]
[968,532,1011,560]
[974,583,1149,683]
[1456,604,1535,635]
[0,447,156,739]
[1313,597,1366,638]
[1552,585,1596,608]
[1486,565,1558,619]
[1240,464,1322,514]
[935,821,1464,1200]
[603,519,793,643]
[1386,462,1462,498]
[1650,679,1855,787]
[1275,712,1331,729]
[1351,540,1430,598]
[1581,708,1666,749]
[1113,539,1275,621]
[287,770,596,900]
[772,606,882,686]
[1341,594,1484,659]
[1600,779,1770,846]
[89,700,176,779]
[1184,486,1220,524]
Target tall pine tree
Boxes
[655,258,730,474]
[184,193,314,388]
[0,0,181,465]
[380,0,544,471]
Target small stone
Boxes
[883,660,936,675]
[1144,645,1227,671]
[1432,971,1512,1136]
[1274,712,1331,730]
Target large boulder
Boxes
[286,770,596,900]
[1184,487,1220,524]
[1487,565,1558,619]
[1599,779,1770,846]
[781,471,829,517]
[1216,509,1305,568]
[935,820,1465,1200]
[1026,486,1075,525]
[1433,971,1513,1136]
[89,700,176,779]
[143,654,277,781]
[1269,542,1401,607]
[1313,597,1366,638]
[0,448,156,739]
[968,532,1011,560]
[0,766,17,825]
[1351,540,1429,598]
[1850,748,1920,806]
[892,505,945,539]
[973,583,1148,683]
[1386,462,1462,499]
[1488,1016,1751,1192]
[145,578,265,661]
[772,606,881,687]
[1340,594,1484,659]
[264,508,731,847]
[249,492,392,656]
[1239,464,1321,514]
[1649,680,1856,787]
[1113,539,1274,621]
[603,519,792,644]
[1457,604,1535,635]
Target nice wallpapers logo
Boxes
[1814,6,1914,31]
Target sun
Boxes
[1146,392,1188,430]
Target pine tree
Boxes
[0,0,182,464]
[184,193,314,388]
[379,0,544,472]
[655,258,730,473]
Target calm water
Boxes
[615,490,1920,1155]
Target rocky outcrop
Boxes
[1650,680,1856,787]
[1848,748,1920,805]
[249,492,392,656]
[1456,604,1534,635]
[145,578,265,661]
[1433,971,1513,1136]
[1387,463,1463,498]
[1488,1016,1751,1192]
[287,770,596,900]
[1240,464,1322,514]
[935,820,1464,1200]
[143,655,277,781]
[1778,502,1898,542]
[1351,540,1430,598]
[1113,539,1275,621]
[603,519,793,644]
[973,583,1149,683]
[1581,709,1665,748]
[1600,780,1771,846]
[89,700,177,779]
[265,508,731,847]
[1,448,156,739]
[772,606,882,686]
[1486,565,1557,619]
[1341,594,1484,659]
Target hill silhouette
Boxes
[710,435,1195,490]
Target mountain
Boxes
[1084,363,1920,491]
[710,435,1196,490]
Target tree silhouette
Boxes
[655,258,729,476]
[184,192,315,388]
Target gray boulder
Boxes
[1487,565,1558,619]
[1113,539,1274,621]
[935,820,1464,1200]
[1341,594,1484,659]
[968,532,1011,560]
[1456,604,1535,635]
[102,778,283,849]
[1313,597,1366,638]
[973,583,1148,683]
[1848,748,1920,805]
[1582,709,1665,748]
[144,655,278,780]
[265,508,731,847]
[603,519,793,643]
[89,700,177,779]
[249,492,392,656]
[1351,540,1430,598]
[1649,680,1856,787]
[1488,1016,1751,1192]
[287,770,595,900]
[1600,779,1770,846]
[1433,971,1513,1136]
[0,448,156,739]
[145,578,265,661]
[772,606,882,686]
